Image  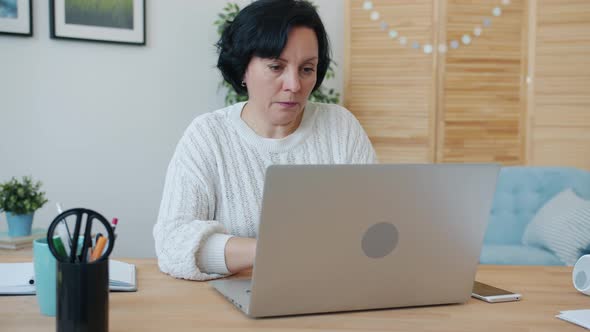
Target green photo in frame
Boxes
[50,0,145,45]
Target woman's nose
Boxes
[283,69,301,93]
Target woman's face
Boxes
[243,27,319,127]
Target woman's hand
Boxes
[225,237,257,274]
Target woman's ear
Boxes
[242,70,248,85]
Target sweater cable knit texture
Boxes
[154,102,376,280]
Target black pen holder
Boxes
[57,259,109,332]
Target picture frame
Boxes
[49,0,145,45]
[0,0,32,36]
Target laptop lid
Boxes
[247,164,499,318]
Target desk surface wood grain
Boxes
[0,253,587,332]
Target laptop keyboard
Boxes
[224,289,251,311]
[211,279,252,312]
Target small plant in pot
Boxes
[0,176,48,237]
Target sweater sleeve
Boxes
[153,124,231,281]
[344,108,378,164]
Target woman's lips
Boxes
[277,102,299,108]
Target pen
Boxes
[55,202,72,257]
[56,203,73,249]
[79,218,93,263]
[69,213,82,263]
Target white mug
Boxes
[573,254,590,296]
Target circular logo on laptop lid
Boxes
[362,222,399,258]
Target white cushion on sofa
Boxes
[522,188,590,265]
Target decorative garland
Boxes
[361,0,511,54]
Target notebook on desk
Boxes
[0,229,45,250]
[0,259,137,294]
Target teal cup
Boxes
[33,237,57,316]
[33,236,85,316]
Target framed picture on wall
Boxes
[0,0,32,36]
[49,0,145,45]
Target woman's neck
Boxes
[241,102,304,139]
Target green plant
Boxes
[214,2,341,106]
[0,176,48,215]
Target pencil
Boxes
[90,236,107,262]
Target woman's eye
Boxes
[268,65,282,72]
[302,67,316,74]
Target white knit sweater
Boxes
[153,101,377,281]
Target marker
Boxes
[105,218,118,256]
[56,225,71,257]
[52,236,67,259]
[111,218,118,233]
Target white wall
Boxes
[0,0,344,258]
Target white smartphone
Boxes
[472,281,521,303]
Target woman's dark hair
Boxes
[216,0,331,95]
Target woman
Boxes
[154,0,376,281]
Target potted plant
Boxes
[0,176,48,237]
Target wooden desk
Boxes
[1,255,587,332]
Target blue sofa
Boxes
[480,166,590,265]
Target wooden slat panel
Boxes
[533,128,590,167]
[346,0,590,168]
[440,0,527,165]
[346,0,435,163]
[531,0,590,170]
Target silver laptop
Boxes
[210,164,500,318]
